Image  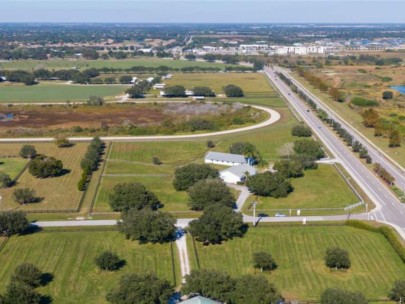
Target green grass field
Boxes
[94,141,211,213]
[0,58,233,71]
[94,175,190,213]
[0,158,28,179]
[108,141,209,166]
[0,84,126,103]
[189,225,405,301]
[243,165,360,215]
[0,230,179,304]
[0,143,88,211]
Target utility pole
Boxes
[253,201,257,227]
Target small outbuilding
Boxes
[220,163,256,184]
[205,151,246,167]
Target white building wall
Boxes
[220,172,241,184]
[204,159,245,167]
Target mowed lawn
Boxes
[189,226,405,301]
[94,141,209,212]
[0,230,179,304]
[0,84,126,103]
[0,158,28,179]
[243,165,359,215]
[94,175,190,212]
[108,141,210,166]
[0,143,88,211]
[0,58,233,71]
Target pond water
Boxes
[0,113,14,121]
[391,85,405,94]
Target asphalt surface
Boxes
[264,66,405,239]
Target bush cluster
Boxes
[351,97,379,107]
[28,155,63,178]
[291,124,312,137]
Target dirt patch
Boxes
[0,104,165,129]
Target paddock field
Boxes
[0,230,179,304]
[188,225,405,301]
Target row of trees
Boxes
[104,271,405,304]
[374,163,395,185]
[296,66,345,102]
[78,137,104,191]
[182,270,281,303]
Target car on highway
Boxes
[275,213,286,217]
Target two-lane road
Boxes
[265,67,405,239]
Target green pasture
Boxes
[0,58,232,71]
[93,175,190,213]
[0,230,179,304]
[0,84,126,103]
[0,158,28,179]
[243,164,360,215]
[189,225,405,301]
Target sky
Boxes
[0,0,404,23]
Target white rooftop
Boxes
[205,151,246,164]
[181,296,221,304]
[220,164,256,178]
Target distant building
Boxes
[139,48,152,53]
[153,83,166,89]
[220,163,257,184]
[204,151,246,167]
[0,76,7,81]
[181,296,222,304]
[130,77,138,84]
[185,90,194,96]
[162,74,173,79]
[192,96,205,101]
[146,77,154,83]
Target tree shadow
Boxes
[59,143,75,148]
[40,273,54,287]
[116,259,127,270]
[21,225,43,235]
[54,169,71,177]
[40,295,53,304]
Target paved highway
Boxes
[276,66,405,194]
[264,66,405,239]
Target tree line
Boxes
[78,137,104,191]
